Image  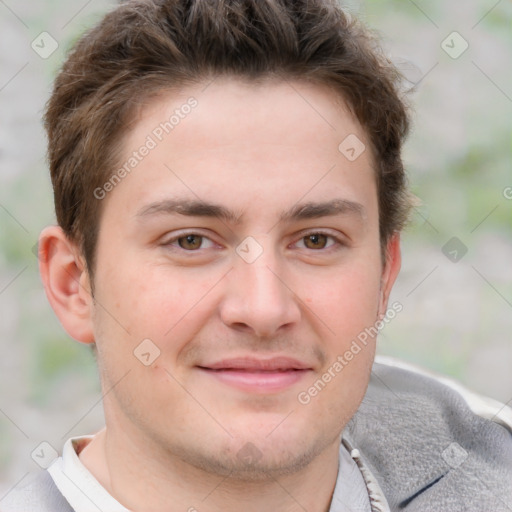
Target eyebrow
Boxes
[136,199,243,224]
[136,198,366,224]
[279,199,365,222]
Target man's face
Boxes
[87,78,398,477]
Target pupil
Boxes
[306,234,326,249]
[179,235,201,249]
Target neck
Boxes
[79,425,341,512]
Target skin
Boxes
[40,78,401,512]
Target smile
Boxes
[197,357,313,393]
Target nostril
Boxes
[230,322,251,332]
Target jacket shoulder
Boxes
[346,357,512,511]
[373,355,512,432]
[1,469,74,512]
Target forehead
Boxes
[132,77,367,156]
[105,78,377,223]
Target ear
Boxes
[38,225,95,344]
[378,232,401,317]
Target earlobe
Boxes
[378,232,402,317]
[38,226,95,344]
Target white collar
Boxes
[48,436,130,512]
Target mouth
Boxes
[197,357,313,393]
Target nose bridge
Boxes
[240,252,283,299]
[236,236,287,303]
[220,235,300,335]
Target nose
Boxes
[219,244,301,338]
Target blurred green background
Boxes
[0,0,511,487]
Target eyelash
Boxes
[163,230,345,253]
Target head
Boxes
[40,0,412,479]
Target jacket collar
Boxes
[342,437,391,512]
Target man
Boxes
[2,0,511,510]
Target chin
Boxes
[179,423,335,482]
[187,441,321,481]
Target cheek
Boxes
[306,262,382,341]
[295,266,381,427]
[93,260,220,355]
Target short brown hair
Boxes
[45,0,412,278]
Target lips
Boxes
[200,356,312,372]
[197,357,313,393]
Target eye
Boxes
[167,233,216,251]
[295,232,340,250]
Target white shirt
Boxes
[48,436,130,512]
